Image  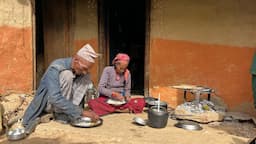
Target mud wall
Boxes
[73,0,99,84]
[149,0,256,112]
[0,0,33,93]
[0,0,99,94]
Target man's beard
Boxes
[72,68,86,76]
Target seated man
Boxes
[20,44,99,134]
[88,53,145,116]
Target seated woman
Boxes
[88,53,145,116]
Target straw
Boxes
[158,93,160,112]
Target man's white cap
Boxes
[76,44,99,63]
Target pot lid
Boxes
[133,117,147,126]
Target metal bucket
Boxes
[148,106,169,128]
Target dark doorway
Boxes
[35,0,74,88]
[102,0,146,95]
[35,0,45,88]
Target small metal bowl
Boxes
[71,117,103,128]
[7,128,26,141]
[133,117,147,126]
[174,120,203,131]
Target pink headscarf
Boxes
[112,53,130,81]
[112,53,130,65]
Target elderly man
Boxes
[21,44,99,134]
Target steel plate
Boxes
[174,120,202,131]
[106,99,126,106]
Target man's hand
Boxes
[82,110,99,122]
[111,92,124,101]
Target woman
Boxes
[88,53,145,116]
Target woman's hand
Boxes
[82,110,99,122]
[125,96,131,101]
[111,92,124,101]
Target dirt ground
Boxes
[0,93,255,144]
[0,112,255,144]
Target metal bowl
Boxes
[71,117,103,128]
[7,128,26,141]
[174,120,202,131]
[133,117,147,126]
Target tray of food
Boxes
[106,99,126,106]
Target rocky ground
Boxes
[0,93,255,144]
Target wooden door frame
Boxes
[144,0,151,97]
[31,0,76,90]
[31,0,36,90]
[98,0,151,96]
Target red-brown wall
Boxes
[0,1,33,93]
[149,0,256,114]
[0,26,32,93]
[149,39,255,112]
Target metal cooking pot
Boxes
[148,106,169,128]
